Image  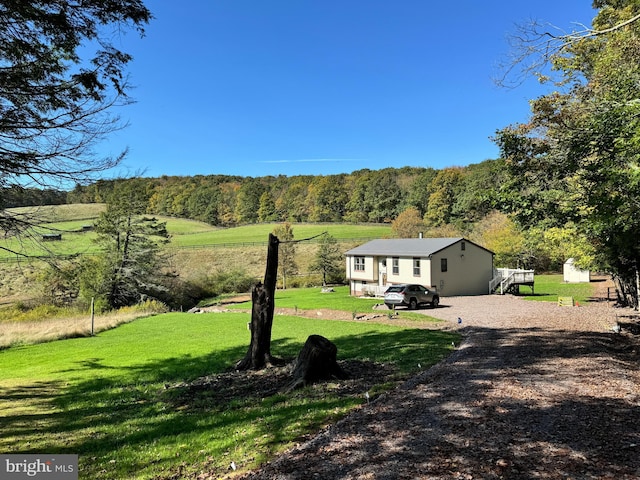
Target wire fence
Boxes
[0,237,379,263]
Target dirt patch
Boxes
[163,359,398,413]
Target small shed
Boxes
[563,258,590,283]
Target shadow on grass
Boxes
[517,292,553,298]
[0,328,458,479]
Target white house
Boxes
[563,258,591,283]
[345,237,494,297]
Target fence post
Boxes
[90,297,95,336]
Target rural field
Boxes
[0,204,391,259]
[0,204,392,305]
[0,207,445,478]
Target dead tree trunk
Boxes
[236,233,281,370]
[286,335,346,391]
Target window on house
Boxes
[354,256,365,271]
[441,258,448,272]
[461,241,466,251]
[413,258,421,276]
[392,257,399,274]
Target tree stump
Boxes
[286,335,347,391]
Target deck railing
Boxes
[490,268,535,294]
[361,285,387,298]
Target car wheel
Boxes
[431,296,439,308]
[409,298,418,310]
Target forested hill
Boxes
[64,160,509,229]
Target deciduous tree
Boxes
[423,168,464,227]
[495,1,640,306]
[391,207,424,238]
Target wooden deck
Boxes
[489,268,535,294]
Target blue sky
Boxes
[102,1,597,178]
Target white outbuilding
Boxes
[563,258,591,283]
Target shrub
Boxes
[196,269,258,297]
[116,299,169,315]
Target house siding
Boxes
[386,256,433,286]
[429,241,493,296]
[345,256,377,282]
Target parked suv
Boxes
[384,284,439,310]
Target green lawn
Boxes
[223,285,441,323]
[0,305,456,479]
[522,274,596,304]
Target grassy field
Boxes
[0,204,391,259]
[168,222,391,247]
[7,203,106,222]
[0,288,457,479]
[0,205,390,305]
[223,285,440,321]
[521,274,596,304]
[0,301,168,349]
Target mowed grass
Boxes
[224,285,442,323]
[224,285,380,311]
[521,274,596,304]
[168,222,391,247]
[0,289,458,479]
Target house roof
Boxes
[345,237,493,257]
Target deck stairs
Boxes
[489,268,535,295]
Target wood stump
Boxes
[236,234,280,371]
[286,335,346,391]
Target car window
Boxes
[386,286,403,293]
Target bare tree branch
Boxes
[496,12,640,88]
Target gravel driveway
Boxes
[237,283,640,480]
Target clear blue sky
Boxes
[102,1,596,179]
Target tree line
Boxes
[61,159,591,276]
[66,162,507,229]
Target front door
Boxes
[379,259,387,286]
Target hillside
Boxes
[0,205,390,259]
[0,205,391,304]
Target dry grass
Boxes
[0,303,166,349]
[7,203,106,223]
[167,241,361,284]
[0,263,41,305]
